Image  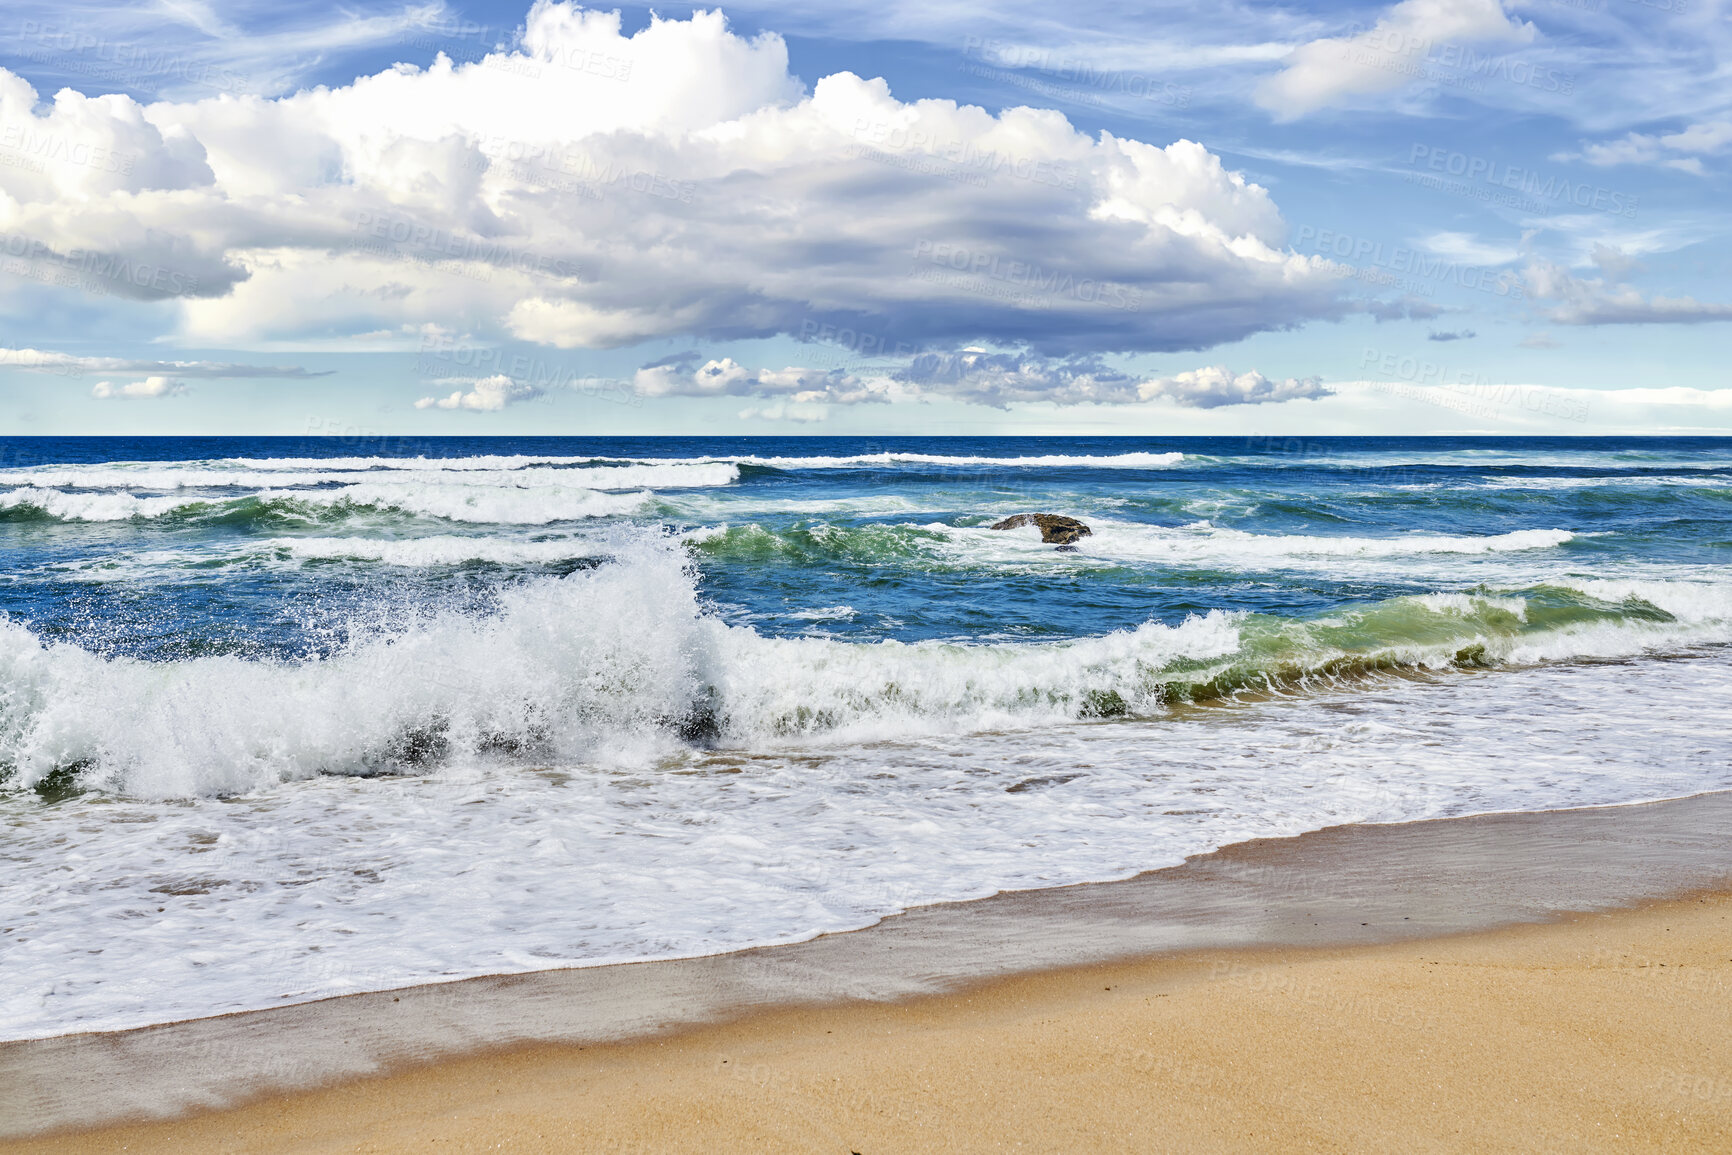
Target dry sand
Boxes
[12,890,1730,1154]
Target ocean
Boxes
[2,434,1730,1040]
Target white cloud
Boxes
[413,373,540,409]
[737,403,828,422]
[1523,258,1732,326]
[0,2,1347,356]
[1419,231,1519,266]
[90,375,185,398]
[1563,119,1732,175]
[634,355,904,405]
[1256,0,1534,120]
[0,346,328,376]
[900,351,1333,408]
[636,349,1328,410]
[1133,366,1330,408]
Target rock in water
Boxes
[989,513,1092,545]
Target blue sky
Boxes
[0,0,1727,435]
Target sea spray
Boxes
[4,531,1730,799]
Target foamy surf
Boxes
[4,648,1730,1040]
[5,434,1731,1042]
[4,539,1730,800]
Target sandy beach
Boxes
[7,796,1731,1154]
[10,891,1730,1153]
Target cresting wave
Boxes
[0,459,740,524]
[0,462,741,491]
[0,483,656,525]
[686,520,1579,569]
[3,540,1729,800]
[0,451,1185,525]
[712,451,1188,469]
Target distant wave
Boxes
[0,483,656,525]
[0,461,738,492]
[686,520,1577,569]
[267,535,610,565]
[713,451,1188,469]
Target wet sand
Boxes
[5,792,1732,1151]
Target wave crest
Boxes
[2,540,1728,799]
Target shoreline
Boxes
[11,893,1732,1152]
[4,788,1731,1144]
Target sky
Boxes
[0,0,1728,436]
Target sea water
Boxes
[2,435,1729,1038]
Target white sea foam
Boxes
[4,440,1730,1044]
[268,535,610,565]
[787,605,858,621]
[0,462,738,492]
[0,487,196,521]
[3,648,1730,1039]
[1478,474,1732,490]
[934,520,1576,567]
[268,482,653,524]
[717,451,1187,469]
[4,541,1731,804]
[0,482,654,524]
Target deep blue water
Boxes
[4,436,1729,664]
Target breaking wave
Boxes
[3,538,1728,799]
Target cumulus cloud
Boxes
[637,348,1328,410]
[1523,258,1732,326]
[1256,0,1533,120]
[894,350,1329,408]
[892,350,1143,406]
[737,403,828,423]
[0,347,330,377]
[413,373,541,409]
[91,375,185,399]
[1419,231,1519,266]
[1562,119,1732,175]
[1133,366,1330,408]
[0,2,1347,355]
[1366,295,1448,322]
[632,354,902,404]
